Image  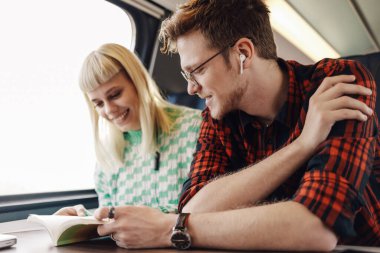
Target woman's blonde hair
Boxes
[79,43,177,171]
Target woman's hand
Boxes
[95,205,177,249]
[54,204,89,216]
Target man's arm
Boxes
[183,136,313,212]
[95,201,337,251]
[183,75,373,213]
[187,201,337,251]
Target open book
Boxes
[27,214,110,246]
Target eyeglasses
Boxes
[181,46,229,86]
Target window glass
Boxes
[0,0,134,195]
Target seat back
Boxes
[166,92,205,109]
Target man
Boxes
[95,0,379,250]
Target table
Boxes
[0,229,261,253]
[2,229,380,253]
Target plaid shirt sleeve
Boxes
[293,60,378,238]
[178,109,230,211]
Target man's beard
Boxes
[211,80,248,120]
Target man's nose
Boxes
[187,82,200,95]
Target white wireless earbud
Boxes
[239,54,246,75]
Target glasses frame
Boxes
[181,45,230,87]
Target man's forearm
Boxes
[183,139,314,213]
[187,201,337,251]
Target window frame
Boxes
[0,0,165,222]
[0,190,98,222]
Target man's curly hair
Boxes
[159,0,277,60]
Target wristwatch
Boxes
[171,213,191,250]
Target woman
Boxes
[56,43,201,215]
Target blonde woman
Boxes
[56,43,201,215]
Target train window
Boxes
[0,0,134,195]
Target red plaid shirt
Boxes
[179,58,380,245]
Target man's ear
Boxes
[235,37,254,68]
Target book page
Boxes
[27,215,109,246]
[57,224,100,246]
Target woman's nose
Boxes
[104,101,118,115]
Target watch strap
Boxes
[175,213,190,230]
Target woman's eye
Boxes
[109,91,122,100]
[94,102,103,108]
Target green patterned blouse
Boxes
[94,107,202,213]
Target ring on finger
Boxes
[108,206,115,219]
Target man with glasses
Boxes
[95,0,379,250]
[161,0,379,249]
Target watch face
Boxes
[171,230,191,250]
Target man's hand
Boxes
[95,205,176,249]
[54,204,89,216]
[298,75,373,151]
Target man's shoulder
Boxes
[285,58,373,98]
[314,58,366,77]
[287,58,366,80]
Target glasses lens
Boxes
[181,71,189,81]
[181,71,197,85]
